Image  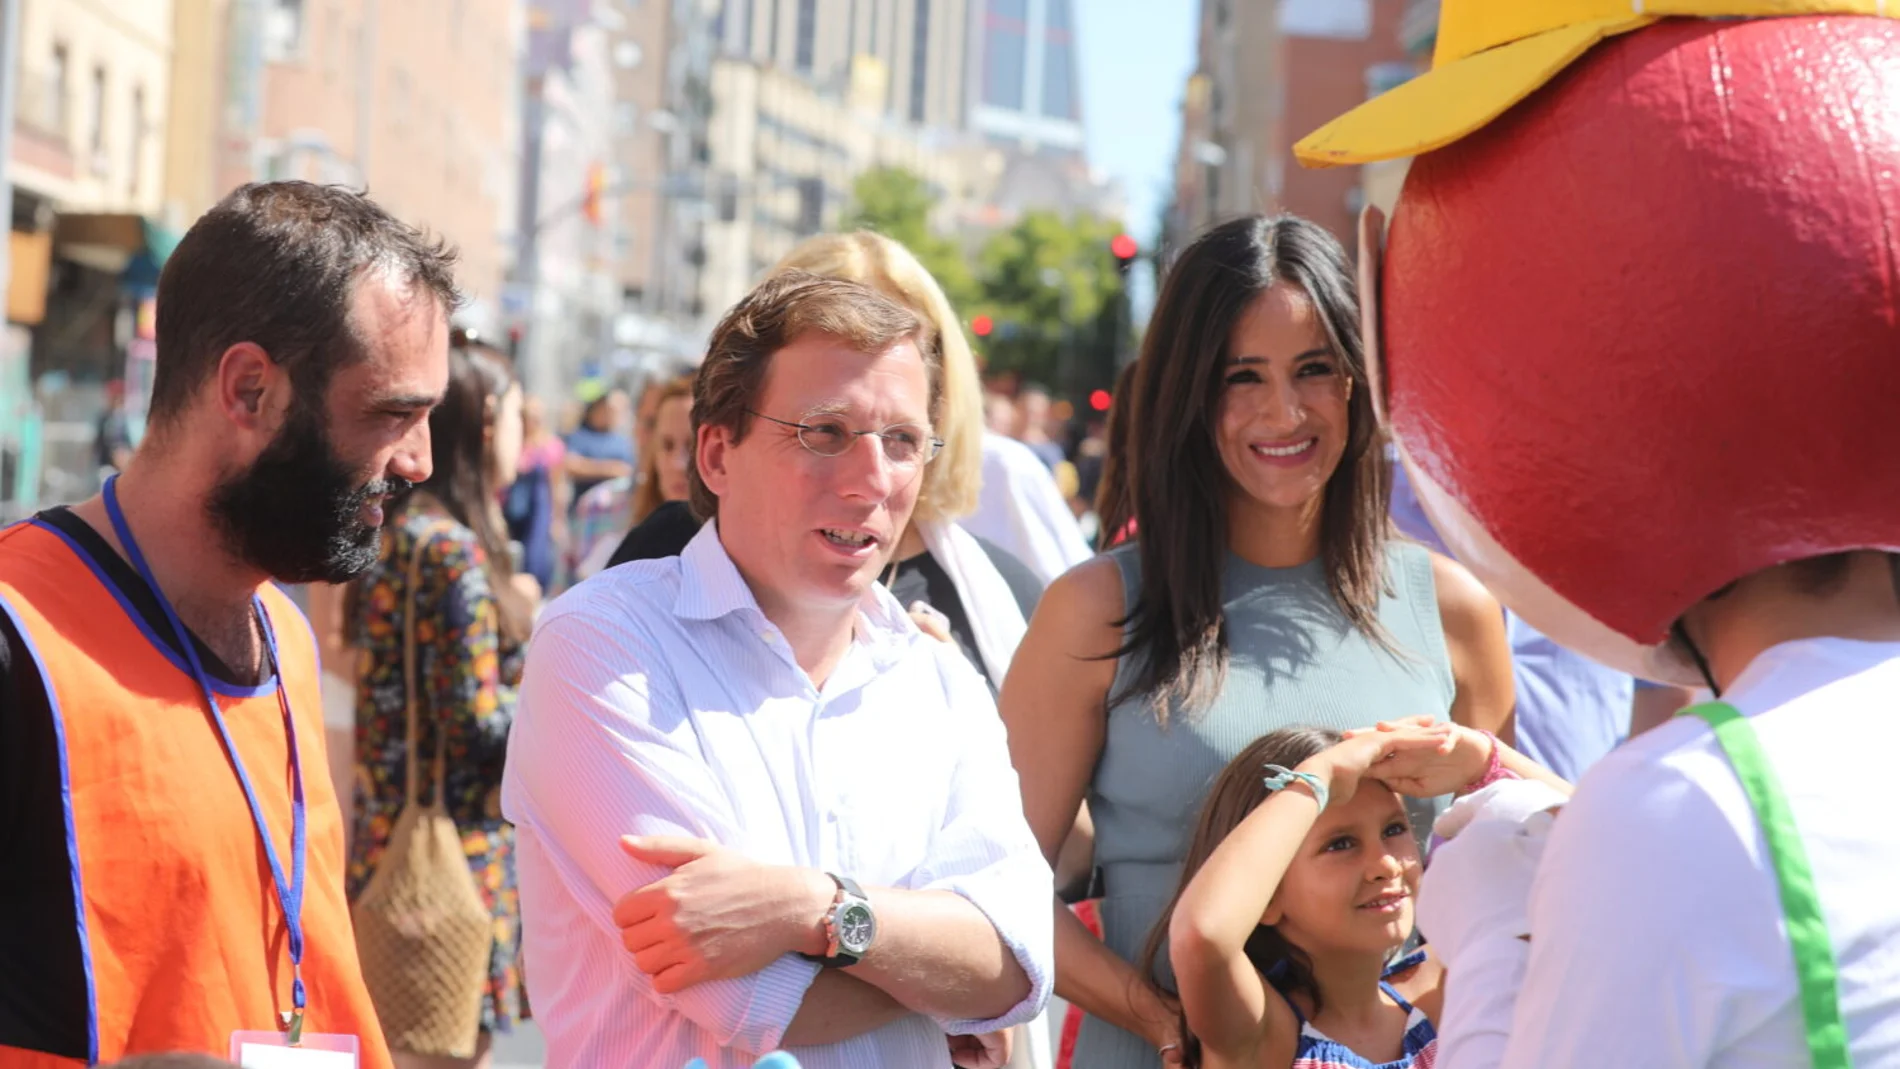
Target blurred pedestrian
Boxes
[502,394,567,592]
[1015,385,1065,471]
[998,215,1516,1069]
[93,379,134,474]
[962,431,1093,586]
[571,374,694,580]
[562,390,635,504]
[0,181,450,1067]
[345,340,534,1067]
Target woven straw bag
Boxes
[352,527,492,1058]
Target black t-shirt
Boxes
[606,500,703,568]
[885,540,1041,692]
[605,505,1043,692]
[0,507,249,1059]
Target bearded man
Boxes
[0,182,457,1069]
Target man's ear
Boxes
[214,342,292,433]
[1356,205,1389,427]
[696,422,731,500]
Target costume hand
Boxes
[1417,801,1557,955]
[948,1029,1012,1069]
[615,836,828,993]
[1301,726,1456,808]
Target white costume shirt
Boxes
[960,434,1092,585]
[501,523,1054,1069]
[1500,637,1900,1067]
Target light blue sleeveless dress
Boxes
[1077,541,1455,1069]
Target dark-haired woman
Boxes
[347,343,538,1067]
[999,215,1515,1069]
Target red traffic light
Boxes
[1089,389,1112,412]
[1110,233,1138,261]
[971,314,994,337]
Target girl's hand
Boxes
[1365,723,1495,798]
[1299,726,1457,808]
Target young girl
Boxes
[1148,721,1567,1069]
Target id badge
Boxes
[229,1030,360,1068]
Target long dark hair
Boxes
[1139,726,1343,1069]
[1093,359,1142,547]
[1121,215,1389,718]
[396,342,530,643]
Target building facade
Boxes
[243,0,523,313]
[1169,0,1411,245]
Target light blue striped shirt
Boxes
[501,521,1054,1069]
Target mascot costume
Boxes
[1298,2,1900,1066]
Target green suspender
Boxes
[1679,702,1852,1068]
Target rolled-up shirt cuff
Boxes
[927,876,1054,1035]
[658,953,822,1054]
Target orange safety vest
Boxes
[0,518,392,1069]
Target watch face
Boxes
[838,903,875,952]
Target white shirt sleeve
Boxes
[963,435,1092,585]
[504,608,820,1054]
[909,646,1056,1036]
[1502,735,1790,1067]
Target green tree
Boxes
[969,210,1129,395]
[843,167,979,310]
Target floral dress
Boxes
[347,500,526,1033]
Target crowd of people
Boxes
[5,10,1900,1069]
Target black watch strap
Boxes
[800,873,867,968]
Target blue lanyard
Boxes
[102,475,309,1041]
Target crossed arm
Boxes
[506,611,1049,1055]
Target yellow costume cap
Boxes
[1295,0,1899,167]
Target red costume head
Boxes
[1299,9,1900,683]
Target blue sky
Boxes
[1078,0,1197,244]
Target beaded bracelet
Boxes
[1457,729,1520,795]
[1263,764,1330,813]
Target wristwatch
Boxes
[803,873,876,967]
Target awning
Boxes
[50,214,182,289]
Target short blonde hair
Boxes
[768,232,984,523]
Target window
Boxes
[795,0,816,73]
[1279,0,1371,41]
[1041,0,1076,121]
[47,43,69,137]
[128,86,145,196]
[797,176,824,234]
[981,0,1026,111]
[264,0,307,60]
[908,0,930,122]
[89,67,107,159]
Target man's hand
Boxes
[614,835,832,993]
[947,1029,1012,1069]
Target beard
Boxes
[207,404,411,584]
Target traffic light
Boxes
[1089,389,1112,412]
[583,162,607,226]
[1110,233,1138,274]
[971,314,994,338]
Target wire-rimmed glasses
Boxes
[746,410,945,468]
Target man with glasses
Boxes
[501,271,1053,1069]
